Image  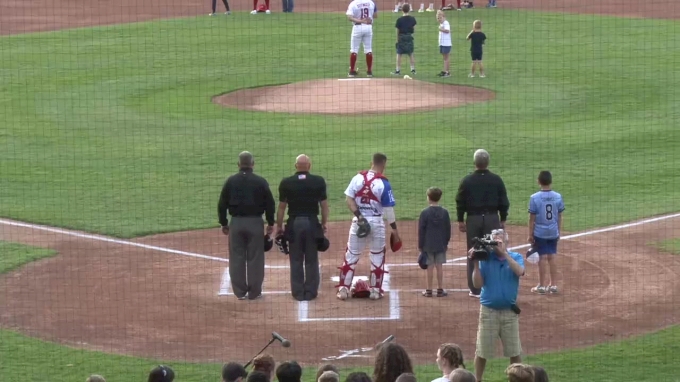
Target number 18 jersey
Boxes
[346,0,376,23]
[528,190,565,239]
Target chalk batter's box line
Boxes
[217,264,324,296]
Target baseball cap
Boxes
[148,365,175,382]
[223,362,248,382]
[525,247,539,265]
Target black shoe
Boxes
[411,69,416,75]
[366,71,373,77]
[391,70,401,75]
[348,70,358,77]
[437,71,446,77]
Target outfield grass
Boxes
[0,242,678,382]
[655,238,680,254]
[1,11,679,237]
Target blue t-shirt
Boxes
[381,180,396,207]
[528,190,565,239]
[479,251,524,310]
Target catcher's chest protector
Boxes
[354,171,385,205]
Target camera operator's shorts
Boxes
[426,251,446,266]
[534,237,558,255]
[476,306,522,359]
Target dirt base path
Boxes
[1,215,679,366]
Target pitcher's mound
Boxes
[213,78,495,115]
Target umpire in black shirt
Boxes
[275,154,329,302]
[218,151,276,300]
[455,149,510,297]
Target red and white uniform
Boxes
[346,0,376,54]
[337,170,396,299]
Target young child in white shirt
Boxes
[436,11,452,77]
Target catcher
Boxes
[337,153,402,301]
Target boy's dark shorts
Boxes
[471,51,483,61]
[426,251,446,265]
[534,237,558,255]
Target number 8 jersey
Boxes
[346,0,376,22]
[344,170,395,218]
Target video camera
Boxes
[470,234,499,261]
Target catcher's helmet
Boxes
[264,235,274,252]
[351,279,371,298]
[417,252,428,270]
[275,233,290,255]
[317,236,330,252]
[390,232,402,252]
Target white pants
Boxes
[350,24,373,54]
[337,216,386,291]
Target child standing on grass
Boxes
[466,20,486,77]
[436,11,452,77]
[391,4,418,76]
[418,187,452,297]
[528,171,565,295]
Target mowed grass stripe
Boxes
[1,11,679,237]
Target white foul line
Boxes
[0,218,228,263]
[219,268,231,295]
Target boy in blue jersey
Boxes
[527,171,565,294]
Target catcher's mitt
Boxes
[356,217,371,238]
[351,279,371,298]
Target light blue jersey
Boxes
[528,190,565,239]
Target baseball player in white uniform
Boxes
[337,153,401,301]
[346,0,377,78]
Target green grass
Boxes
[1,11,680,237]
[1,242,679,381]
[0,241,56,273]
[655,238,680,254]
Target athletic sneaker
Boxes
[337,287,350,300]
[469,292,480,298]
[426,8,434,12]
[531,285,547,295]
[480,74,486,78]
[391,70,401,75]
[436,289,448,297]
[549,285,559,294]
[418,9,425,12]
[369,288,383,300]
[411,69,416,75]
[265,9,271,14]
[348,70,358,77]
[366,71,373,78]
[225,11,231,15]
[209,12,215,16]
[250,10,257,14]
[457,8,462,10]
[468,73,475,78]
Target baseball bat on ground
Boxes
[244,332,292,368]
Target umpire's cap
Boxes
[317,236,330,252]
[148,365,175,382]
[264,235,274,252]
[275,232,290,255]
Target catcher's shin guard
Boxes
[369,247,388,293]
[337,248,360,289]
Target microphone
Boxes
[272,332,291,348]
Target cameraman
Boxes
[468,229,525,382]
[456,149,510,298]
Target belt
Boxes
[467,210,498,216]
[354,23,362,25]
[230,214,262,218]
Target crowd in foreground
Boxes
[83,342,550,382]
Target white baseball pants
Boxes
[350,24,373,54]
[337,216,386,291]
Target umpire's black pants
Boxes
[288,216,320,301]
[465,213,501,295]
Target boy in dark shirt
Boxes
[466,20,487,78]
[418,187,452,297]
[391,3,417,75]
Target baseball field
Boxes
[1,0,680,381]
